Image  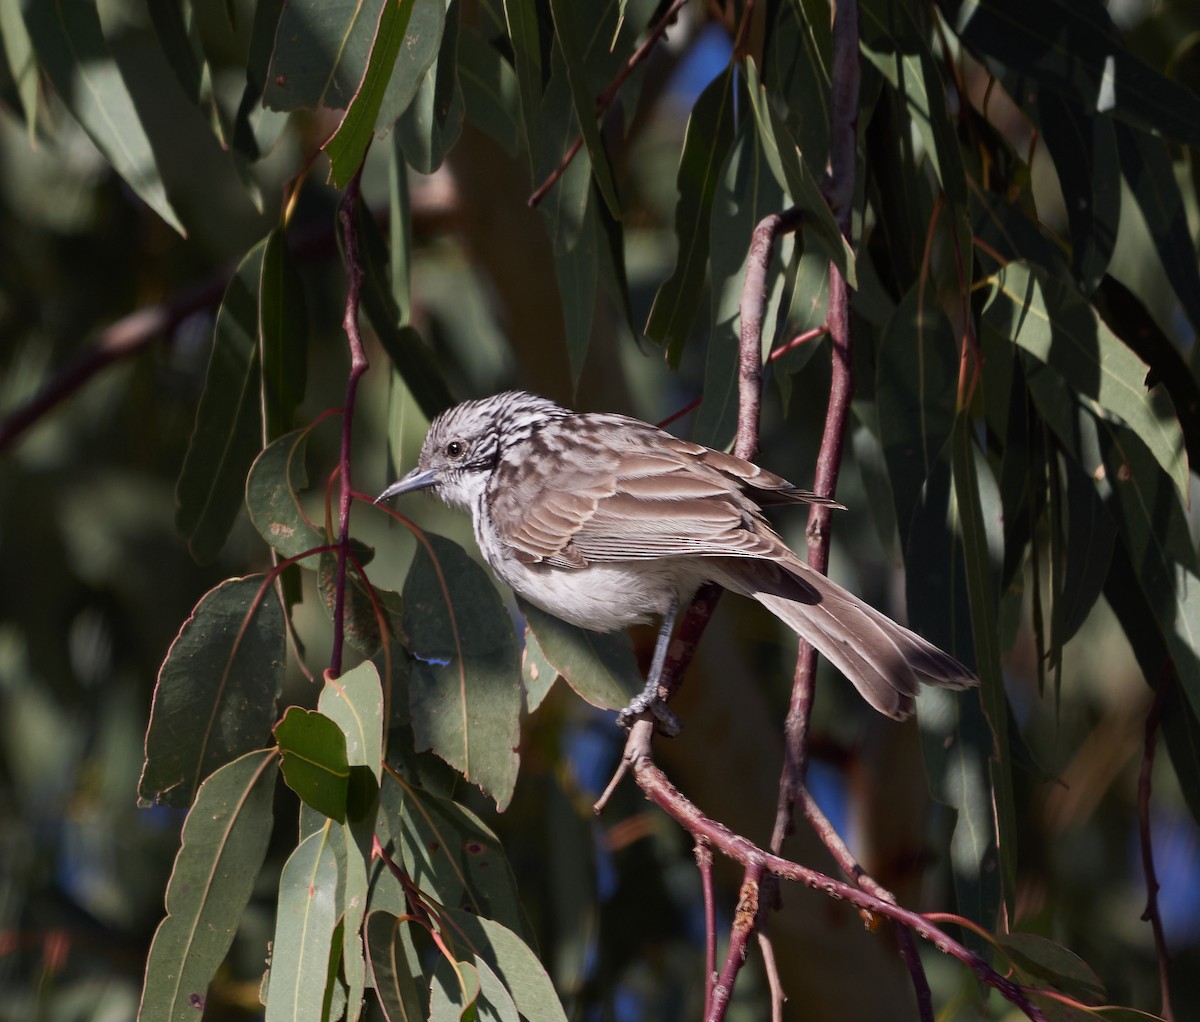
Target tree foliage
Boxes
[1,0,1199,1020]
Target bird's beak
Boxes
[374,467,440,504]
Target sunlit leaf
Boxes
[265,827,340,1022]
[319,661,385,780]
[375,0,446,132]
[324,0,416,187]
[140,576,284,808]
[521,621,559,714]
[394,0,463,174]
[276,707,351,823]
[137,750,278,1022]
[518,599,640,712]
[402,533,521,809]
[246,426,325,561]
[428,956,480,1021]
[366,911,426,1022]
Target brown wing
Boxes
[489,414,823,568]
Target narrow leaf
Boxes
[366,911,426,1022]
[260,230,308,439]
[458,25,521,158]
[502,0,544,174]
[246,426,325,561]
[402,534,522,809]
[265,827,341,1022]
[176,238,268,564]
[645,66,737,364]
[394,0,464,174]
[137,751,278,1022]
[319,661,385,781]
[140,576,284,808]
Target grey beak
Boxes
[374,467,440,504]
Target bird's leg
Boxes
[617,599,682,736]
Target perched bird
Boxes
[378,391,976,731]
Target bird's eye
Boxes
[445,440,465,459]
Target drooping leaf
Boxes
[264,0,385,112]
[246,426,326,561]
[545,0,621,216]
[945,0,1200,146]
[1034,91,1120,293]
[318,544,390,656]
[439,910,568,1022]
[645,65,738,365]
[137,750,278,1022]
[0,0,39,133]
[518,599,640,712]
[176,237,268,564]
[695,115,789,450]
[521,621,560,714]
[996,932,1107,1004]
[401,533,522,809]
[982,261,1187,500]
[139,576,285,807]
[259,230,308,438]
[377,770,526,933]
[428,956,481,1021]
[276,707,351,823]
[395,0,464,174]
[458,25,521,158]
[319,661,385,782]
[502,0,545,175]
[324,0,416,187]
[265,827,341,1022]
[375,0,446,133]
[876,284,959,548]
[365,911,427,1022]
[21,0,183,231]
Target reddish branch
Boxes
[330,168,370,676]
[1139,669,1176,1021]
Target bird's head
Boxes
[375,391,568,511]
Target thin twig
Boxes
[695,842,717,1020]
[755,928,786,1022]
[766,325,827,364]
[620,730,1048,1022]
[1139,668,1176,1021]
[708,861,765,1022]
[331,168,369,676]
[528,0,690,208]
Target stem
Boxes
[331,168,369,675]
[1139,668,1176,1021]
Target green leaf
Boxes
[20,0,183,231]
[259,230,308,439]
[377,770,526,932]
[402,533,522,810]
[265,827,340,1022]
[175,237,268,564]
[276,707,351,823]
[137,750,278,1022]
[996,932,1106,1003]
[1114,123,1200,339]
[318,544,388,656]
[876,285,959,548]
[459,26,520,158]
[246,426,326,561]
[952,414,1017,918]
[1034,92,1119,293]
[518,599,640,711]
[440,910,568,1022]
[946,0,1200,146]
[521,621,559,714]
[1056,452,1115,644]
[264,0,385,112]
[338,818,372,1022]
[1,0,40,132]
[473,956,521,1022]
[319,661,385,781]
[545,0,621,216]
[982,261,1187,500]
[375,0,446,132]
[695,116,789,450]
[139,576,285,808]
[502,0,544,175]
[395,0,464,174]
[534,43,593,254]
[429,956,480,1021]
[358,203,456,420]
[645,66,737,365]
[554,189,599,388]
[324,0,416,187]
[365,911,427,1021]
[743,58,855,288]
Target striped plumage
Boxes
[380,391,975,725]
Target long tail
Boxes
[712,557,976,719]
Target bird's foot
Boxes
[617,692,681,737]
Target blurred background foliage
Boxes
[1,0,1200,1020]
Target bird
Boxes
[377,390,976,733]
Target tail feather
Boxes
[712,557,976,720]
